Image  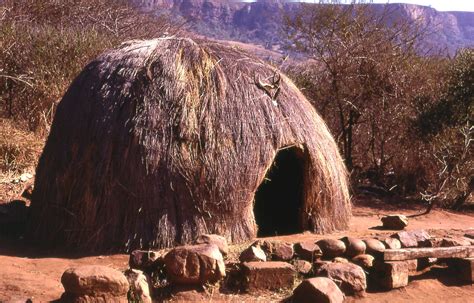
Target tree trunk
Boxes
[346,110,355,171]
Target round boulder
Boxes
[364,239,385,254]
[293,260,313,275]
[317,239,346,259]
[294,241,323,261]
[341,237,366,257]
[61,265,129,301]
[272,242,295,261]
[383,237,401,249]
[351,254,375,269]
[314,260,332,271]
[164,244,226,285]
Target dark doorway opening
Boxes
[254,147,305,237]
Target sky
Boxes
[240,1,474,12]
[369,0,474,12]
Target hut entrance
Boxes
[254,147,305,237]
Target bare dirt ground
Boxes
[0,200,473,302]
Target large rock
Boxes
[393,230,431,248]
[292,277,345,303]
[124,269,152,303]
[375,261,409,289]
[441,237,471,247]
[352,254,375,269]
[164,244,225,285]
[294,260,313,275]
[317,239,346,259]
[251,240,273,258]
[381,214,408,230]
[364,239,385,254]
[341,237,366,257]
[315,262,367,296]
[195,234,229,256]
[314,260,332,271]
[61,265,129,302]
[272,242,294,261]
[383,237,401,249]
[242,261,296,291]
[294,241,323,261]
[413,230,432,246]
[239,245,267,262]
[393,231,417,248]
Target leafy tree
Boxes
[284,0,430,179]
[415,49,473,137]
[414,49,473,211]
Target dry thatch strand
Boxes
[27,36,351,252]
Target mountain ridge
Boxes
[130,0,474,54]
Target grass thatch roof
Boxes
[28,37,351,252]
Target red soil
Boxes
[0,203,473,302]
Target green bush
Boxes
[413,49,473,209]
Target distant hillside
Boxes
[130,0,474,55]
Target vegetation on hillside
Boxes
[0,0,472,210]
[0,0,175,133]
[0,0,178,200]
[284,0,473,210]
[413,49,473,210]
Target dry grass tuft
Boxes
[0,119,43,202]
[0,119,43,174]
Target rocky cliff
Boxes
[130,0,474,54]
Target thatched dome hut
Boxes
[28,37,351,252]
